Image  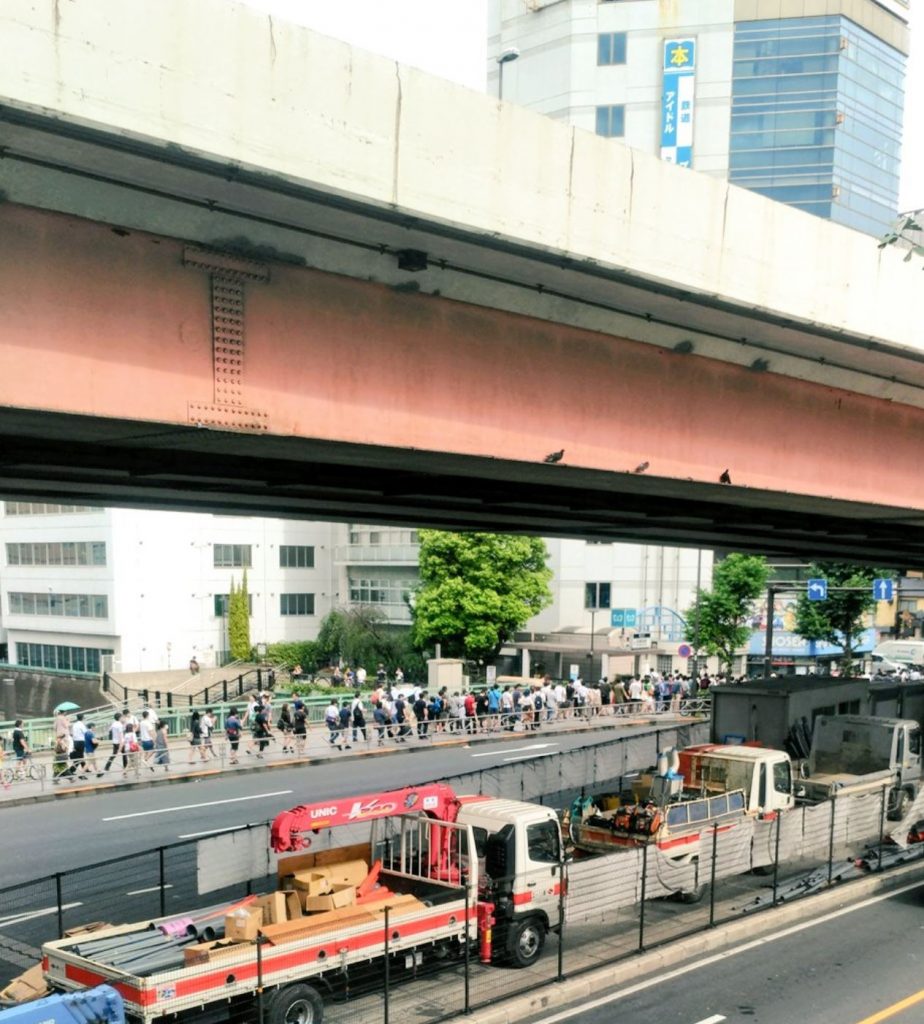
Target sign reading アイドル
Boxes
[661,39,696,168]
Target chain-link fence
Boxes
[3,740,918,1024]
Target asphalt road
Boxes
[0,726,630,885]
[525,881,924,1024]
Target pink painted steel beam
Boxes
[1,202,923,515]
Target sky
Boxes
[238,0,922,213]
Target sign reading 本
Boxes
[661,39,696,168]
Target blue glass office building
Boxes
[730,16,906,236]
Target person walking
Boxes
[325,698,343,750]
[189,710,207,763]
[70,713,88,779]
[201,708,218,759]
[413,692,429,740]
[153,720,170,771]
[138,710,157,769]
[101,712,126,776]
[83,721,99,775]
[225,707,242,764]
[276,703,294,753]
[338,701,353,749]
[292,701,307,757]
[253,703,273,757]
[351,695,368,744]
[119,722,141,776]
[372,701,388,745]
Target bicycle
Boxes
[0,752,48,784]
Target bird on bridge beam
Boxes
[719,469,732,484]
[543,449,565,464]
[633,461,650,474]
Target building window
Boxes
[5,541,106,567]
[213,544,252,568]
[16,642,114,674]
[4,502,98,515]
[349,577,416,606]
[597,32,627,66]
[214,594,253,616]
[657,655,674,674]
[595,105,625,137]
[8,591,108,618]
[279,545,315,569]
[280,593,315,616]
[585,582,612,609]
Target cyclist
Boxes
[11,719,31,762]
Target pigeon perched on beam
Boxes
[633,461,650,474]
[543,449,565,464]
[719,469,732,484]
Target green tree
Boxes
[684,554,769,676]
[228,571,251,661]
[878,209,924,267]
[793,562,884,675]
[411,531,552,663]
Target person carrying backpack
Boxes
[225,708,242,764]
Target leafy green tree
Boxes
[411,531,552,663]
[684,554,770,676]
[793,562,885,675]
[878,209,924,267]
[228,571,251,661]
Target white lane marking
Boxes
[0,903,82,928]
[126,885,174,896]
[693,1016,726,1024]
[102,790,293,821]
[177,825,256,840]
[529,879,924,1024]
[504,753,558,762]
[470,743,557,758]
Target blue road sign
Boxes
[807,579,828,601]
[873,578,894,602]
[610,608,638,628]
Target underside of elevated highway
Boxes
[2,38,924,567]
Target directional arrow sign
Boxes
[807,579,828,601]
[873,578,894,602]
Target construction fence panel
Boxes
[841,790,887,850]
[0,875,59,988]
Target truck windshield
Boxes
[773,760,791,795]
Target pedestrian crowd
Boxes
[27,665,715,786]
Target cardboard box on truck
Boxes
[225,906,263,941]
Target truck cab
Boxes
[678,744,795,815]
[804,714,922,818]
[456,795,563,968]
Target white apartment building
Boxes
[0,501,710,677]
[0,502,341,673]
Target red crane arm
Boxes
[270,783,461,852]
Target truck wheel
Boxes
[507,917,545,968]
[267,983,324,1024]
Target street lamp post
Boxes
[497,47,520,101]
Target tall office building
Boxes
[488,0,909,236]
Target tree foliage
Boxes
[878,209,924,267]
[684,554,770,675]
[411,531,552,663]
[793,562,884,675]
[315,608,427,679]
[228,571,251,661]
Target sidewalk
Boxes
[0,708,703,807]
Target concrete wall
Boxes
[0,0,919,357]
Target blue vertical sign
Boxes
[873,578,894,602]
[661,39,696,168]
